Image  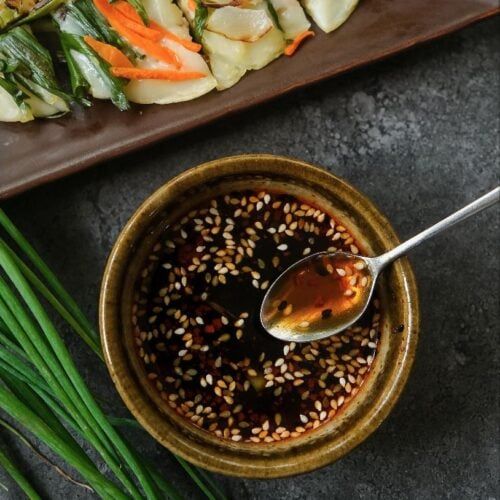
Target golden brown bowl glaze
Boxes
[100,154,419,478]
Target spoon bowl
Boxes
[260,251,379,343]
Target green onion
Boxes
[57,31,130,111]
[0,366,79,444]
[0,286,143,498]
[0,355,183,500]
[0,415,93,492]
[0,26,71,104]
[0,247,155,498]
[193,0,208,43]
[2,244,102,359]
[0,57,18,73]
[0,74,30,113]
[52,0,139,109]
[0,445,41,500]
[59,33,92,105]
[0,385,129,499]
[0,26,70,117]
[55,0,132,56]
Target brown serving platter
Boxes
[1,0,498,199]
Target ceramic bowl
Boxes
[100,154,419,478]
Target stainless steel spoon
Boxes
[261,186,499,343]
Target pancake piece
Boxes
[176,0,287,90]
[300,0,358,33]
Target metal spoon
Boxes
[261,187,499,343]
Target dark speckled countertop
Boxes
[1,16,498,500]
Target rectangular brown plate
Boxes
[0,0,498,199]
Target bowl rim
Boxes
[100,154,419,478]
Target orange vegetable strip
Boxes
[93,0,181,67]
[114,1,142,23]
[84,35,134,68]
[111,67,205,80]
[284,30,315,56]
[111,9,163,41]
[112,0,201,52]
[149,21,201,52]
[188,0,196,12]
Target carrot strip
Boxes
[111,9,163,41]
[93,0,181,67]
[114,0,142,23]
[284,30,315,56]
[84,35,134,67]
[149,21,201,52]
[188,0,196,12]
[111,67,205,80]
[111,1,201,52]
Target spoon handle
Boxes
[373,186,500,270]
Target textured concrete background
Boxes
[1,16,498,500]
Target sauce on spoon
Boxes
[261,252,373,340]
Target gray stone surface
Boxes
[1,17,499,500]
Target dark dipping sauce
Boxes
[132,190,381,443]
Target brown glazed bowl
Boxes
[100,154,419,478]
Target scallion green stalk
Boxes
[0,445,41,500]
[3,245,102,359]
[59,34,91,105]
[0,27,70,120]
[193,0,208,42]
[0,367,79,446]
[0,26,71,105]
[0,385,129,500]
[58,31,130,111]
[0,415,93,493]
[0,255,152,499]
[0,295,140,498]
[60,0,133,56]
[52,0,139,110]
[0,73,29,111]
[0,358,183,500]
